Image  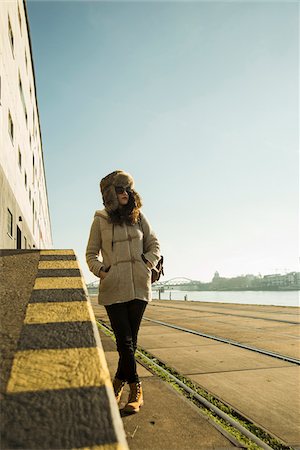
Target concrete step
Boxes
[0,249,127,450]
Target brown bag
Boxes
[139,216,164,284]
[151,255,164,283]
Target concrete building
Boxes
[0,0,52,249]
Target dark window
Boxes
[8,16,14,56]
[17,225,22,249]
[19,73,27,126]
[7,209,13,236]
[18,148,22,169]
[18,4,22,34]
[25,171,27,188]
[8,111,14,143]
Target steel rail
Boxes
[143,317,300,365]
[149,304,299,325]
[98,320,275,450]
[136,351,275,450]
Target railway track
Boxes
[149,303,299,325]
[97,319,287,450]
[143,317,300,365]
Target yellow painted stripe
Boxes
[33,277,83,290]
[24,301,91,324]
[38,260,79,269]
[40,249,75,255]
[74,444,128,450]
[7,348,111,393]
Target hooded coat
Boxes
[86,209,160,305]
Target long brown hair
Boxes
[107,190,142,225]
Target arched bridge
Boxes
[87,277,203,294]
[152,277,202,291]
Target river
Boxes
[152,290,299,307]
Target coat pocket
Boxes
[99,266,118,293]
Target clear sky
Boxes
[27,0,299,284]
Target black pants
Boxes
[105,299,147,383]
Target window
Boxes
[25,52,28,72]
[29,188,31,203]
[7,209,13,236]
[19,73,27,126]
[25,171,27,188]
[8,16,14,56]
[18,148,22,170]
[18,4,22,34]
[8,111,14,143]
[32,201,35,234]
[33,155,35,184]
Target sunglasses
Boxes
[115,186,132,194]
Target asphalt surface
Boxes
[0,250,40,393]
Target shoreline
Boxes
[89,295,300,309]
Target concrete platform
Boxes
[99,328,240,449]
[91,297,300,447]
[144,304,300,359]
[192,366,300,447]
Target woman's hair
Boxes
[107,190,142,225]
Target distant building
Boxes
[0,1,52,249]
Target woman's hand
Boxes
[99,269,108,280]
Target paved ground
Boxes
[99,333,240,450]
[92,297,300,448]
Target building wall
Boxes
[0,0,52,249]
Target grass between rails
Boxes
[96,320,292,450]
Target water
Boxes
[152,290,299,307]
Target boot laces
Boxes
[114,379,125,395]
[129,383,141,402]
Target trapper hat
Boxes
[100,170,135,212]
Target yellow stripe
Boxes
[74,444,127,450]
[7,348,111,393]
[38,260,79,269]
[33,277,83,290]
[40,250,75,255]
[24,301,91,324]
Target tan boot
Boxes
[123,382,143,413]
[113,378,125,404]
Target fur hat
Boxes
[100,170,136,211]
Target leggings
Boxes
[105,299,147,383]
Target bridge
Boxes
[87,277,203,295]
[152,277,202,291]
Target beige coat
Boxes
[86,209,160,305]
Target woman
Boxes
[86,170,160,413]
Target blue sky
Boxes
[27,1,299,284]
